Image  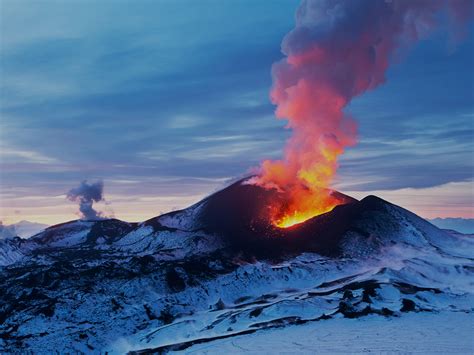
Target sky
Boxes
[0,0,473,225]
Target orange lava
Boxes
[274,206,331,228]
[268,184,341,228]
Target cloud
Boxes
[0,147,58,164]
[167,115,207,129]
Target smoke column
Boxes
[67,180,105,220]
[257,0,472,227]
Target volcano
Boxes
[0,179,473,353]
[147,177,358,257]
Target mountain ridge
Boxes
[0,178,472,353]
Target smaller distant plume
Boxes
[67,180,106,220]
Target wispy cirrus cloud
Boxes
[0,148,58,165]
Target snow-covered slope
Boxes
[0,179,472,353]
[0,237,33,266]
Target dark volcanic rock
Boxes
[156,178,359,257]
[156,178,446,259]
[135,178,361,259]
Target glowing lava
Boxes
[274,204,333,228]
[268,185,342,228]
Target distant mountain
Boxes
[0,178,472,353]
[0,220,49,239]
[0,224,16,239]
[429,218,474,234]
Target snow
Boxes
[0,238,26,266]
[102,238,473,354]
[1,196,473,353]
[112,225,224,259]
[181,312,474,354]
[157,201,204,230]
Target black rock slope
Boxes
[0,178,472,353]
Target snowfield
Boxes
[178,312,474,354]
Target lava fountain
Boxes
[253,0,472,228]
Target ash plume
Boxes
[67,180,106,220]
[255,0,472,225]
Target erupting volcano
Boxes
[253,0,472,227]
[2,0,473,353]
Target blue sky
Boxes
[1,0,473,224]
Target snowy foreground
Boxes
[0,181,473,353]
[179,312,473,354]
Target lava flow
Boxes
[253,0,472,228]
[270,185,342,228]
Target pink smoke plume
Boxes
[256,0,473,228]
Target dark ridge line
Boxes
[127,313,335,354]
[128,328,258,354]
